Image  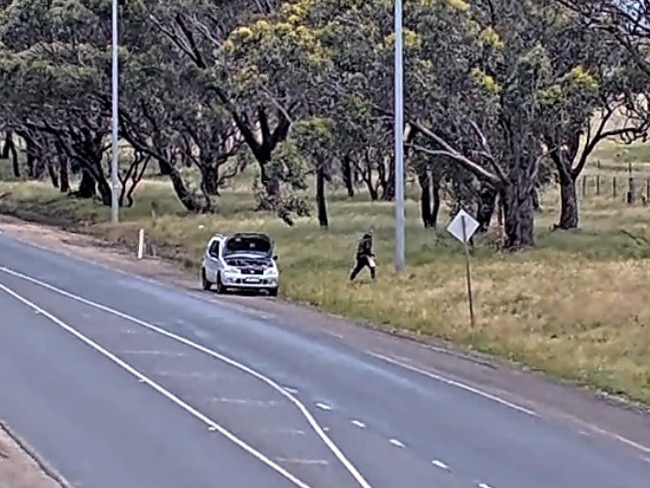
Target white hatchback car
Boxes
[200,232,280,296]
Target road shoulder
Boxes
[0,421,64,488]
[1,215,650,456]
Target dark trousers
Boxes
[350,255,375,281]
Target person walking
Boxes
[349,230,376,281]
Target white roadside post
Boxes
[394,0,406,273]
[137,228,145,260]
[110,0,120,224]
[446,209,480,328]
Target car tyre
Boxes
[268,287,279,297]
[214,272,226,294]
[201,268,212,291]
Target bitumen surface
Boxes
[1,232,650,488]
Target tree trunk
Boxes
[259,159,280,198]
[532,188,541,211]
[432,177,441,227]
[200,165,220,196]
[342,155,354,198]
[77,169,96,198]
[556,173,579,229]
[59,156,70,193]
[316,166,328,227]
[2,132,19,178]
[168,166,202,213]
[96,173,113,206]
[476,182,498,232]
[501,185,535,250]
[381,157,396,201]
[417,166,435,228]
[47,161,59,188]
[158,158,172,176]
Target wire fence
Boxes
[577,174,650,204]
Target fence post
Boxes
[613,176,617,198]
[596,175,600,196]
[581,175,587,197]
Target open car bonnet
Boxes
[223,233,274,268]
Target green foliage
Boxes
[0,0,647,235]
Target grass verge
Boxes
[2,177,650,404]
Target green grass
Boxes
[2,157,650,404]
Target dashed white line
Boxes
[431,460,449,470]
[277,458,329,466]
[478,483,494,488]
[0,265,373,488]
[0,282,312,488]
[367,351,538,417]
[315,402,332,411]
[283,386,299,394]
[389,439,405,448]
[351,420,366,428]
[263,428,306,436]
[121,350,186,357]
[209,398,281,407]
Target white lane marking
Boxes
[119,329,143,335]
[323,330,344,339]
[154,371,224,380]
[121,350,186,357]
[478,483,494,488]
[0,266,373,488]
[575,419,650,455]
[389,439,405,448]
[351,420,366,428]
[0,282,312,488]
[432,460,450,470]
[209,398,281,407]
[315,402,332,411]
[263,428,306,436]
[283,386,299,394]
[367,351,538,417]
[277,458,329,466]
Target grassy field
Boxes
[2,143,650,404]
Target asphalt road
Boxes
[1,233,650,488]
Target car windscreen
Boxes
[223,235,272,255]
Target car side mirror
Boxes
[273,255,278,261]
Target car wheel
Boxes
[268,287,278,297]
[214,272,226,294]
[201,268,212,291]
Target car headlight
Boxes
[265,267,278,276]
[223,266,240,275]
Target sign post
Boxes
[446,209,480,328]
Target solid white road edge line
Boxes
[0,282,311,488]
[366,351,538,417]
[0,265,373,488]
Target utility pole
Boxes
[110,0,120,223]
[394,0,405,273]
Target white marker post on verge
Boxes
[137,228,145,260]
[446,209,480,328]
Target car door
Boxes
[205,239,221,281]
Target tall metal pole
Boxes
[394,0,405,272]
[110,0,120,223]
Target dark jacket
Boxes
[356,234,373,258]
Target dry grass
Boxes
[2,156,650,404]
